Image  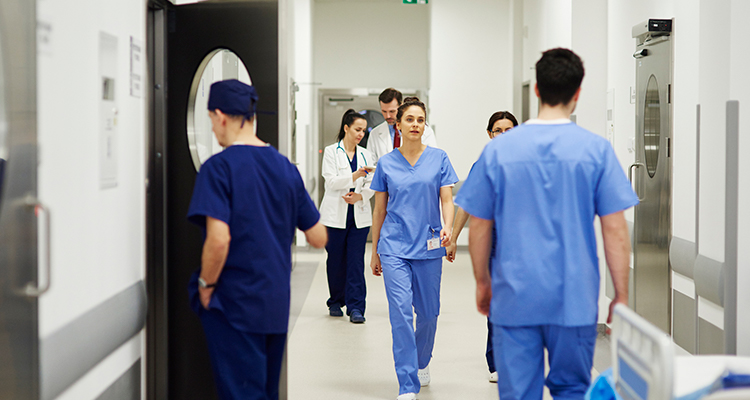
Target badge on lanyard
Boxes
[427,228,440,251]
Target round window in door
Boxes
[187,48,253,172]
[643,75,661,178]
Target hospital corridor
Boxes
[1,0,750,399]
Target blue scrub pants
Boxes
[381,255,442,395]
[200,309,287,400]
[325,206,369,315]
[492,323,597,400]
[486,318,495,373]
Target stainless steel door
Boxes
[317,91,384,204]
[0,0,40,398]
[631,31,673,333]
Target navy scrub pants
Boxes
[492,323,597,400]
[200,309,287,400]
[325,205,369,315]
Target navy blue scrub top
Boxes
[187,145,320,334]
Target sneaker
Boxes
[328,306,343,317]
[418,366,430,387]
[396,393,416,400]
[349,309,366,323]
[489,371,498,383]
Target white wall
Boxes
[730,0,750,356]
[294,0,314,246]
[312,1,430,89]
[429,0,513,180]
[36,0,146,398]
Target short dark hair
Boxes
[379,88,403,105]
[337,109,367,141]
[535,48,585,106]
[396,97,426,122]
[487,111,518,132]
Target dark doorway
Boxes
[147,1,279,399]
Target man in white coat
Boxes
[367,88,437,164]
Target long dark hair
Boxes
[337,109,367,142]
[487,111,519,131]
[396,97,426,122]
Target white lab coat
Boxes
[367,121,438,165]
[319,142,375,229]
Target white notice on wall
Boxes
[130,37,143,98]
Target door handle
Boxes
[23,195,51,297]
[628,163,646,201]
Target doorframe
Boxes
[146,0,169,399]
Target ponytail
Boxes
[337,109,367,142]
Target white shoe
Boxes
[396,393,417,400]
[489,371,498,383]
[418,366,430,387]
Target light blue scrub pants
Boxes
[492,324,597,400]
[380,255,442,395]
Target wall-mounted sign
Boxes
[403,0,428,3]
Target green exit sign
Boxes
[403,0,428,3]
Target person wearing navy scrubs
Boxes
[369,97,458,400]
[319,109,375,323]
[187,79,327,400]
[445,110,518,384]
[456,48,638,400]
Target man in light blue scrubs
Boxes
[455,48,638,400]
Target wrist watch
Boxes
[198,277,217,288]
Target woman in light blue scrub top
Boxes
[369,97,458,400]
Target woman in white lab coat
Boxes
[319,109,375,323]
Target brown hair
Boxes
[487,111,519,132]
[379,88,403,105]
[396,97,426,122]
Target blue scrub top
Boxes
[370,146,458,259]
[187,145,320,334]
[455,122,638,327]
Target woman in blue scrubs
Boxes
[445,111,518,384]
[369,97,458,400]
[319,109,375,323]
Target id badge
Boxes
[427,237,440,251]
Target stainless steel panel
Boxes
[0,0,38,398]
[673,290,696,354]
[698,319,725,355]
[632,32,673,333]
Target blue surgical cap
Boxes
[207,79,258,121]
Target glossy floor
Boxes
[288,249,605,400]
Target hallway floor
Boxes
[289,249,605,400]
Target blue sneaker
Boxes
[329,306,343,317]
[349,309,365,323]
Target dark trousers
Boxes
[200,309,287,400]
[325,206,369,315]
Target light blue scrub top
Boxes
[371,146,458,260]
[455,122,638,327]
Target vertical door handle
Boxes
[23,195,51,297]
[628,163,646,201]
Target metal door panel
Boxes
[0,0,39,398]
[633,35,672,333]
